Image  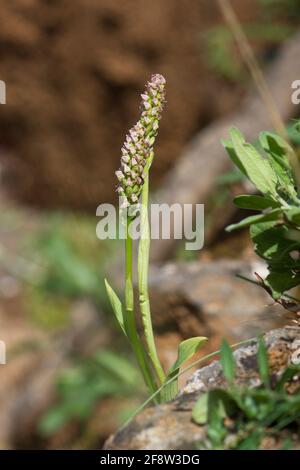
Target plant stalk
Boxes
[138,157,166,386]
[125,217,158,396]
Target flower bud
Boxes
[116,73,166,207]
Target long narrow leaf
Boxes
[259,131,297,199]
[220,339,235,384]
[257,337,269,388]
[104,278,126,336]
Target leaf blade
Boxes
[226,208,282,232]
[163,337,207,401]
[230,127,278,197]
[257,336,269,388]
[233,195,280,211]
[220,339,235,384]
[104,278,126,336]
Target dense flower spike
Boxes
[116,74,166,207]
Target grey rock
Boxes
[149,260,286,341]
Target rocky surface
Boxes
[105,327,300,450]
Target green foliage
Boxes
[224,123,300,303]
[257,336,270,388]
[233,194,280,210]
[220,339,235,384]
[104,279,126,335]
[193,339,300,450]
[162,337,207,401]
[39,350,142,436]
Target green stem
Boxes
[138,158,166,386]
[125,217,157,396]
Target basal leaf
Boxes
[233,194,280,211]
[104,278,126,336]
[163,337,207,401]
[167,337,208,377]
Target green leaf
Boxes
[229,128,278,197]
[220,340,235,384]
[275,365,300,392]
[259,131,297,199]
[286,207,300,225]
[222,138,247,176]
[168,337,208,377]
[104,279,126,336]
[295,120,300,132]
[226,208,281,232]
[259,131,294,165]
[250,222,300,268]
[192,393,209,425]
[207,389,231,447]
[236,431,262,450]
[257,337,269,387]
[288,121,300,145]
[233,194,280,210]
[265,270,300,300]
[163,337,207,401]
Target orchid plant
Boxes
[105,74,207,403]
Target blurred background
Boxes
[0,0,299,449]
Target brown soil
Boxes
[0,0,255,210]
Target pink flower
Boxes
[116,74,166,207]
